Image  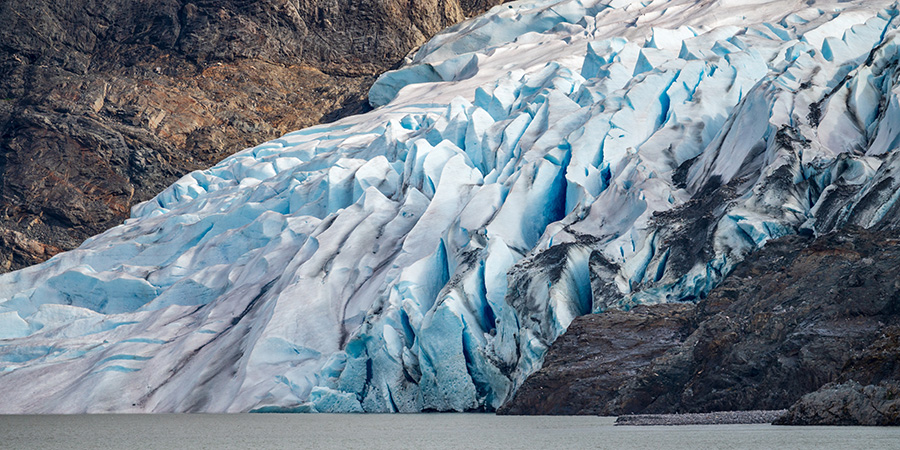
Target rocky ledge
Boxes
[0,0,505,272]
[500,228,900,425]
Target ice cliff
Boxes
[2,0,900,412]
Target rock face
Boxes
[496,304,695,415]
[501,228,900,416]
[0,0,504,272]
[775,381,900,426]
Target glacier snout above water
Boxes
[2,0,900,412]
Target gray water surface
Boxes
[1,414,897,449]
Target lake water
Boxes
[1,414,898,449]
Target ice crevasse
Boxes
[2,0,900,412]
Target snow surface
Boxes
[2,0,900,412]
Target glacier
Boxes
[3,0,900,412]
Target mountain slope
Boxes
[0,0,502,272]
[2,0,900,413]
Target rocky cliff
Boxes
[0,0,503,272]
[500,228,900,424]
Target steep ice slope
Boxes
[2,0,900,412]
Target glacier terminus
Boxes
[3,0,900,413]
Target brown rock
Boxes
[0,228,62,272]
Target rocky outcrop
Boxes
[500,228,900,417]
[0,228,61,272]
[775,381,900,426]
[0,0,505,272]
[496,304,696,415]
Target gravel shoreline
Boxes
[615,410,787,426]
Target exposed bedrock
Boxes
[775,381,900,426]
[501,228,900,418]
[0,0,505,272]
[496,303,696,415]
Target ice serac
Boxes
[2,0,900,413]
